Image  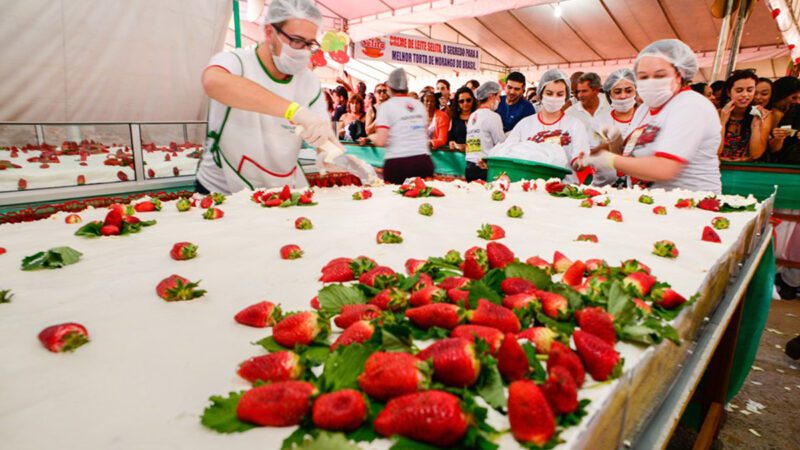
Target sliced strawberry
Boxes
[38,323,89,352]
[552,251,572,273]
[561,260,586,287]
[518,327,557,354]
[702,226,721,243]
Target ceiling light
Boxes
[553,3,562,18]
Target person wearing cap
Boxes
[196,0,373,195]
[465,81,505,181]
[491,69,589,183]
[587,68,639,186]
[368,68,434,183]
[580,39,722,193]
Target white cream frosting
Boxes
[0,180,761,449]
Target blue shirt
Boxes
[497,96,536,132]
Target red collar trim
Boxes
[611,109,634,124]
[648,87,691,116]
[537,111,564,125]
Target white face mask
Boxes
[272,39,311,75]
[541,96,565,113]
[637,77,676,108]
[611,97,636,113]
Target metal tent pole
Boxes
[710,0,736,82]
[725,1,751,77]
[233,0,242,48]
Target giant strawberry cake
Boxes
[0,177,770,449]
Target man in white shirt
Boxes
[566,72,611,132]
[465,81,505,181]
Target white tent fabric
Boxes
[0,0,230,122]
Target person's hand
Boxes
[751,105,769,129]
[292,107,336,148]
[477,159,488,170]
[771,127,793,142]
[579,150,617,170]
[598,124,621,143]
[590,142,610,155]
[357,137,369,146]
[449,141,457,150]
[719,101,735,124]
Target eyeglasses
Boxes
[273,25,320,53]
[458,98,473,103]
[376,89,388,94]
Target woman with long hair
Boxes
[447,87,477,152]
[338,94,367,141]
[718,70,770,162]
[422,91,451,149]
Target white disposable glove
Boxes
[315,153,379,185]
[580,150,618,171]
[597,124,621,143]
[292,107,337,149]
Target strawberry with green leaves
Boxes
[352,190,372,200]
[491,190,505,201]
[359,265,397,288]
[675,198,695,208]
[501,277,536,295]
[334,304,381,329]
[418,203,433,216]
[498,333,529,381]
[467,299,521,333]
[369,287,409,311]
[358,352,431,401]
[576,234,598,243]
[623,272,656,297]
[200,196,214,209]
[526,256,552,274]
[633,298,652,315]
[540,291,569,319]
[38,323,90,353]
[712,216,730,229]
[272,311,329,347]
[312,389,367,432]
[508,380,556,446]
[652,205,667,215]
[409,285,447,307]
[279,244,303,260]
[170,242,197,261]
[64,214,82,224]
[417,338,481,388]
[702,226,721,243]
[639,194,654,204]
[585,258,609,274]
[438,276,470,291]
[502,292,539,311]
[486,241,515,269]
[575,306,616,344]
[507,205,524,218]
[518,327,557,354]
[235,301,282,328]
[580,198,593,208]
[573,329,623,381]
[374,390,468,447]
[622,259,651,275]
[653,240,679,258]
[237,351,303,384]
[406,303,464,329]
[562,260,586,287]
[404,258,426,275]
[451,325,505,354]
[651,286,687,309]
[552,251,572,273]
[202,207,224,220]
[547,342,585,387]
[210,192,226,204]
[156,274,206,301]
[236,381,316,427]
[318,257,372,283]
[330,320,374,350]
[376,229,403,244]
[541,365,579,415]
[607,210,623,222]
[477,223,505,240]
[294,217,313,230]
[134,198,161,212]
[176,198,191,212]
[462,246,488,280]
[697,196,721,212]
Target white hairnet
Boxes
[635,39,698,81]
[537,69,571,99]
[387,68,408,92]
[603,68,636,92]
[262,0,322,27]
[476,81,501,101]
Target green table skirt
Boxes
[721,162,800,210]
[343,144,466,177]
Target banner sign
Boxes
[355,34,481,71]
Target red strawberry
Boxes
[552,251,572,273]
[573,329,623,381]
[417,338,481,387]
[576,234,598,243]
[170,242,197,261]
[623,272,656,297]
[697,196,721,212]
[352,189,372,200]
[236,381,315,426]
[0,247,5,255]
[237,351,303,384]
[310,296,320,309]
[404,258,426,275]
[477,223,505,240]
[583,188,602,197]
[319,257,355,283]
[147,168,155,178]
[409,285,446,306]
[651,287,687,309]
[540,291,569,319]
[278,185,292,201]
[414,273,435,291]
[64,214,82,224]
[607,210,623,222]
[633,298,652,314]
[712,216,730,230]
[272,311,328,347]
[200,196,214,209]
[702,226,721,243]
[622,259,651,275]
[403,188,421,198]
[312,389,367,432]
[104,209,124,228]
[117,171,129,181]
[330,320,374,350]
[234,301,281,328]
[653,205,667,215]
[575,307,616,344]
[518,326,557,354]
[202,207,224,220]
[406,303,463,329]
[502,292,539,311]
[334,304,381,329]
[526,256,552,274]
[279,244,303,260]
[446,288,470,307]
[376,229,403,244]
[562,260,585,287]
[451,325,505,354]
[585,259,608,274]
[77,175,86,185]
[358,352,431,400]
[38,323,89,353]
[100,224,120,236]
[374,390,468,447]
[541,365,579,414]
[359,266,397,287]
[547,342,585,387]
[501,278,536,295]
[429,187,445,197]
[522,180,534,191]
[675,198,695,209]
[294,217,313,230]
[508,380,556,445]
[124,215,141,225]
[439,276,470,290]
[498,333,529,381]
[462,247,488,280]
[156,274,205,301]
[467,299,521,333]
[486,242,515,269]
[17,178,27,190]
[369,287,409,311]
[134,201,157,212]
[545,180,565,194]
[413,177,426,190]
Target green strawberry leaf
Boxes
[618,324,662,346]
[557,398,591,428]
[281,425,313,449]
[74,221,103,237]
[320,343,376,392]
[370,322,414,352]
[504,263,552,290]
[607,281,636,326]
[397,273,421,291]
[549,284,584,312]
[21,247,83,271]
[254,336,289,352]
[535,311,574,335]
[0,289,12,304]
[318,284,367,316]
[522,342,547,383]
[347,424,380,443]
[409,325,450,340]
[418,257,462,282]
[200,391,256,433]
[299,345,331,366]
[288,429,360,450]
[476,360,506,410]
[468,279,502,309]
[390,437,443,450]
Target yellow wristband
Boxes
[284,102,301,121]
